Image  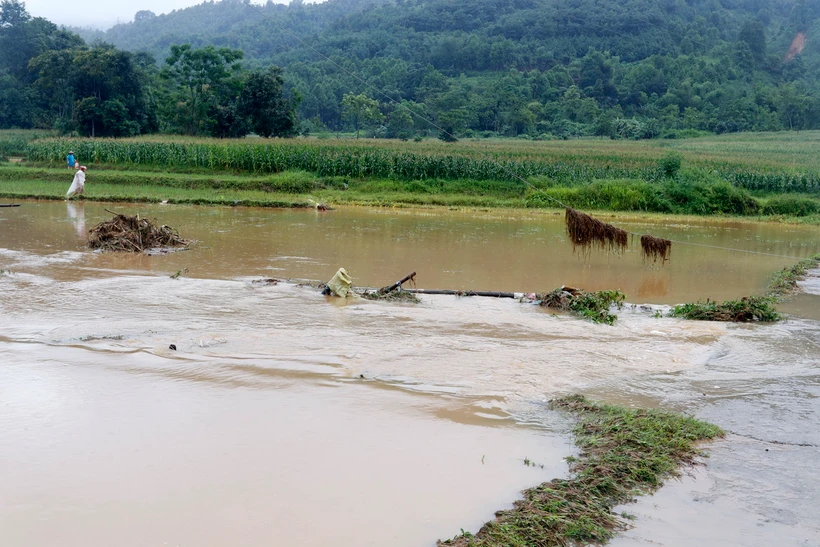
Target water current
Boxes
[1,201,819,546]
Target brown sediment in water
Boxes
[565,207,628,253]
[87,212,189,252]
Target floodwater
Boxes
[1,201,819,546]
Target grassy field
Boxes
[3,131,820,221]
[3,162,819,222]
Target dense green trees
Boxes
[238,67,299,137]
[0,2,300,138]
[161,44,245,136]
[3,0,820,139]
[341,92,383,138]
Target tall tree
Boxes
[341,92,383,138]
[237,66,298,137]
[161,44,244,135]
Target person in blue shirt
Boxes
[67,151,76,169]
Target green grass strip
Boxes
[767,254,820,299]
[439,395,723,547]
[668,253,820,322]
[0,180,313,208]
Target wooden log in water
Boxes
[0,204,21,207]
[378,271,417,294]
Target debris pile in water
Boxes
[360,289,421,303]
[88,212,188,252]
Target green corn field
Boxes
[21,133,820,194]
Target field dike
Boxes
[439,396,723,547]
[668,253,820,322]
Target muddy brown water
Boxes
[1,201,819,546]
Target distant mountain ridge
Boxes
[74,0,815,68]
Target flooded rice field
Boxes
[2,201,819,546]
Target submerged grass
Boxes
[440,395,723,547]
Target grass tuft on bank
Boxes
[439,395,723,547]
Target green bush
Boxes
[525,178,759,216]
[761,195,820,217]
[657,152,682,177]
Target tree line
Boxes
[0,1,298,138]
[2,0,820,140]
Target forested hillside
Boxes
[5,0,820,138]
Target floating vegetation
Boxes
[540,286,626,325]
[439,395,723,547]
[360,290,421,303]
[88,212,189,252]
[170,268,188,279]
[565,207,628,253]
[669,296,781,322]
[640,234,672,263]
[252,278,281,286]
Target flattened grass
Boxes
[440,395,723,547]
[767,254,820,298]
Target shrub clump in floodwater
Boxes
[669,296,780,322]
[439,395,723,547]
[88,213,189,252]
[540,286,625,325]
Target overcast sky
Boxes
[23,0,289,29]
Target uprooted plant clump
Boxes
[88,212,189,252]
[439,395,723,547]
[541,286,626,325]
[669,295,781,322]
